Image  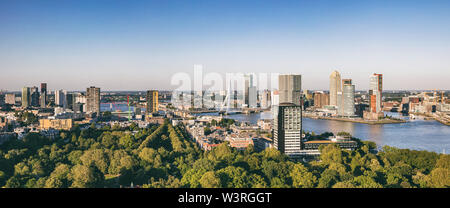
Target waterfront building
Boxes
[339,79,356,117]
[273,102,302,156]
[356,103,369,117]
[369,73,383,113]
[86,86,101,115]
[22,87,30,108]
[278,74,302,106]
[364,73,383,120]
[329,70,342,107]
[146,90,159,114]
[313,91,329,108]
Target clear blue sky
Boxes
[1,0,449,91]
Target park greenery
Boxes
[0,119,448,188]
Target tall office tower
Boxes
[278,74,302,106]
[30,86,40,107]
[329,70,342,107]
[55,90,65,107]
[146,90,159,114]
[313,91,330,108]
[248,86,257,108]
[369,73,383,113]
[5,94,15,105]
[339,79,356,116]
[62,90,69,109]
[65,93,75,110]
[273,103,302,156]
[22,87,30,108]
[86,87,101,115]
[243,74,250,107]
[242,74,256,108]
[261,90,271,109]
[40,83,47,108]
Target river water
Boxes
[220,111,449,153]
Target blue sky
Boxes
[1,0,450,91]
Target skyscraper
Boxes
[242,74,256,108]
[243,74,250,107]
[329,70,342,107]
[273,74,303,157]
[248,86,257,108]
[55,90,65,107]
[339,79,355,117]
[146,90,159,114]
[369,73,383,113]
[40,83,47,108]
[273,103,303,156]
[30,86,40,107]
[86,87,101,115]
[278,74,302,106]
[65,93,75,110]
[22,87,30,108]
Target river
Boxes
[201,111,449,153]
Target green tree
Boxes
[199,171,220,188]
[319,144,343,164]
[290,163,317,188]
[70,164,105,188]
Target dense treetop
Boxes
[0,120,448,188]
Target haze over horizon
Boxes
[1,0,450,91]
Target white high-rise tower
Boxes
[329,70,342,107]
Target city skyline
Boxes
[1,0,449,192]
[1,0,450,91]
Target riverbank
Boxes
[304,114,407,125]
[435,118,450,126]
[410,112,450,126]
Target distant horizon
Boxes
[1,0,450,91]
